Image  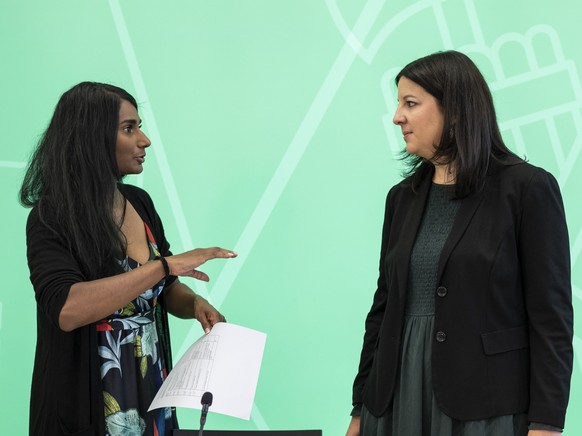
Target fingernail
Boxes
[205,328,210,334]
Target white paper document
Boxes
[148,322,267,420]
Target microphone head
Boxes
[201,391,213,406]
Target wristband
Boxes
[155,256,170,277]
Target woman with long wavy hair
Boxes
[21,82,237,436]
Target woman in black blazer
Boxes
[345,51,573,436]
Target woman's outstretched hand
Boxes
[167,247,237,281]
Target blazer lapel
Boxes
[437,186,487,279]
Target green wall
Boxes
[1,0,581,434]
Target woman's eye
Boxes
[405,101,416,108]
[123,125,133,134]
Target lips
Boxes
[402,131,412,140]
[136,156,145,164]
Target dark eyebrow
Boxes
[119,118,142,125]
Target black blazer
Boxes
[352,161,573,428]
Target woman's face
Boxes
[392,76,444,160]
[116,99,151,176]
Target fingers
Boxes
[202,310,225,333]
[193,295,224,334]
[194,296,212,334]
[199,315,212,335]
[207,309,226,325]
[190,270,210,282]
[205,247,237,260]
[166,247,237,277]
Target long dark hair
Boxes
[396,50,522,197]
[20,82,138,279]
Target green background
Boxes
[1,0,581,434]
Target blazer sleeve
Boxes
[519,169,573,428]
[351,187,396,411]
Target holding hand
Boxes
[192,294,226,334]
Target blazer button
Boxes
[436,286,448,297]
[435,331,447,342]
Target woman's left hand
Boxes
[164,281,226,332]
[193,294,226,334]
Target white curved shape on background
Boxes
[325,0,441,64]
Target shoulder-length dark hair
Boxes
[20,82,138,279]
[396,50,522,197]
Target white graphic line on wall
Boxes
[207,0,386,312]
[175,0,387,424]
[326,0,436,64]
[573,336,582,375]
[571,227,582,272]
[108,0,208,299]
[463,0,486,47]
[432,0,454,49]
[0,161,26,168]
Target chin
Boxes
[406,146,432,160]
[119,166,144,176]
[405,145,419,156]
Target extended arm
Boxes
[58,247,236,331]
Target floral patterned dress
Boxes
[96,223,175,436]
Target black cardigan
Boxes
[26,184,176,436]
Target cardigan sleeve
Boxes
[26,207,86,330]
[519,169,573,428]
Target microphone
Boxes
[199,391,213,436]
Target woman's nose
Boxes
[393,109,405,125]
[140,131,151,148]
